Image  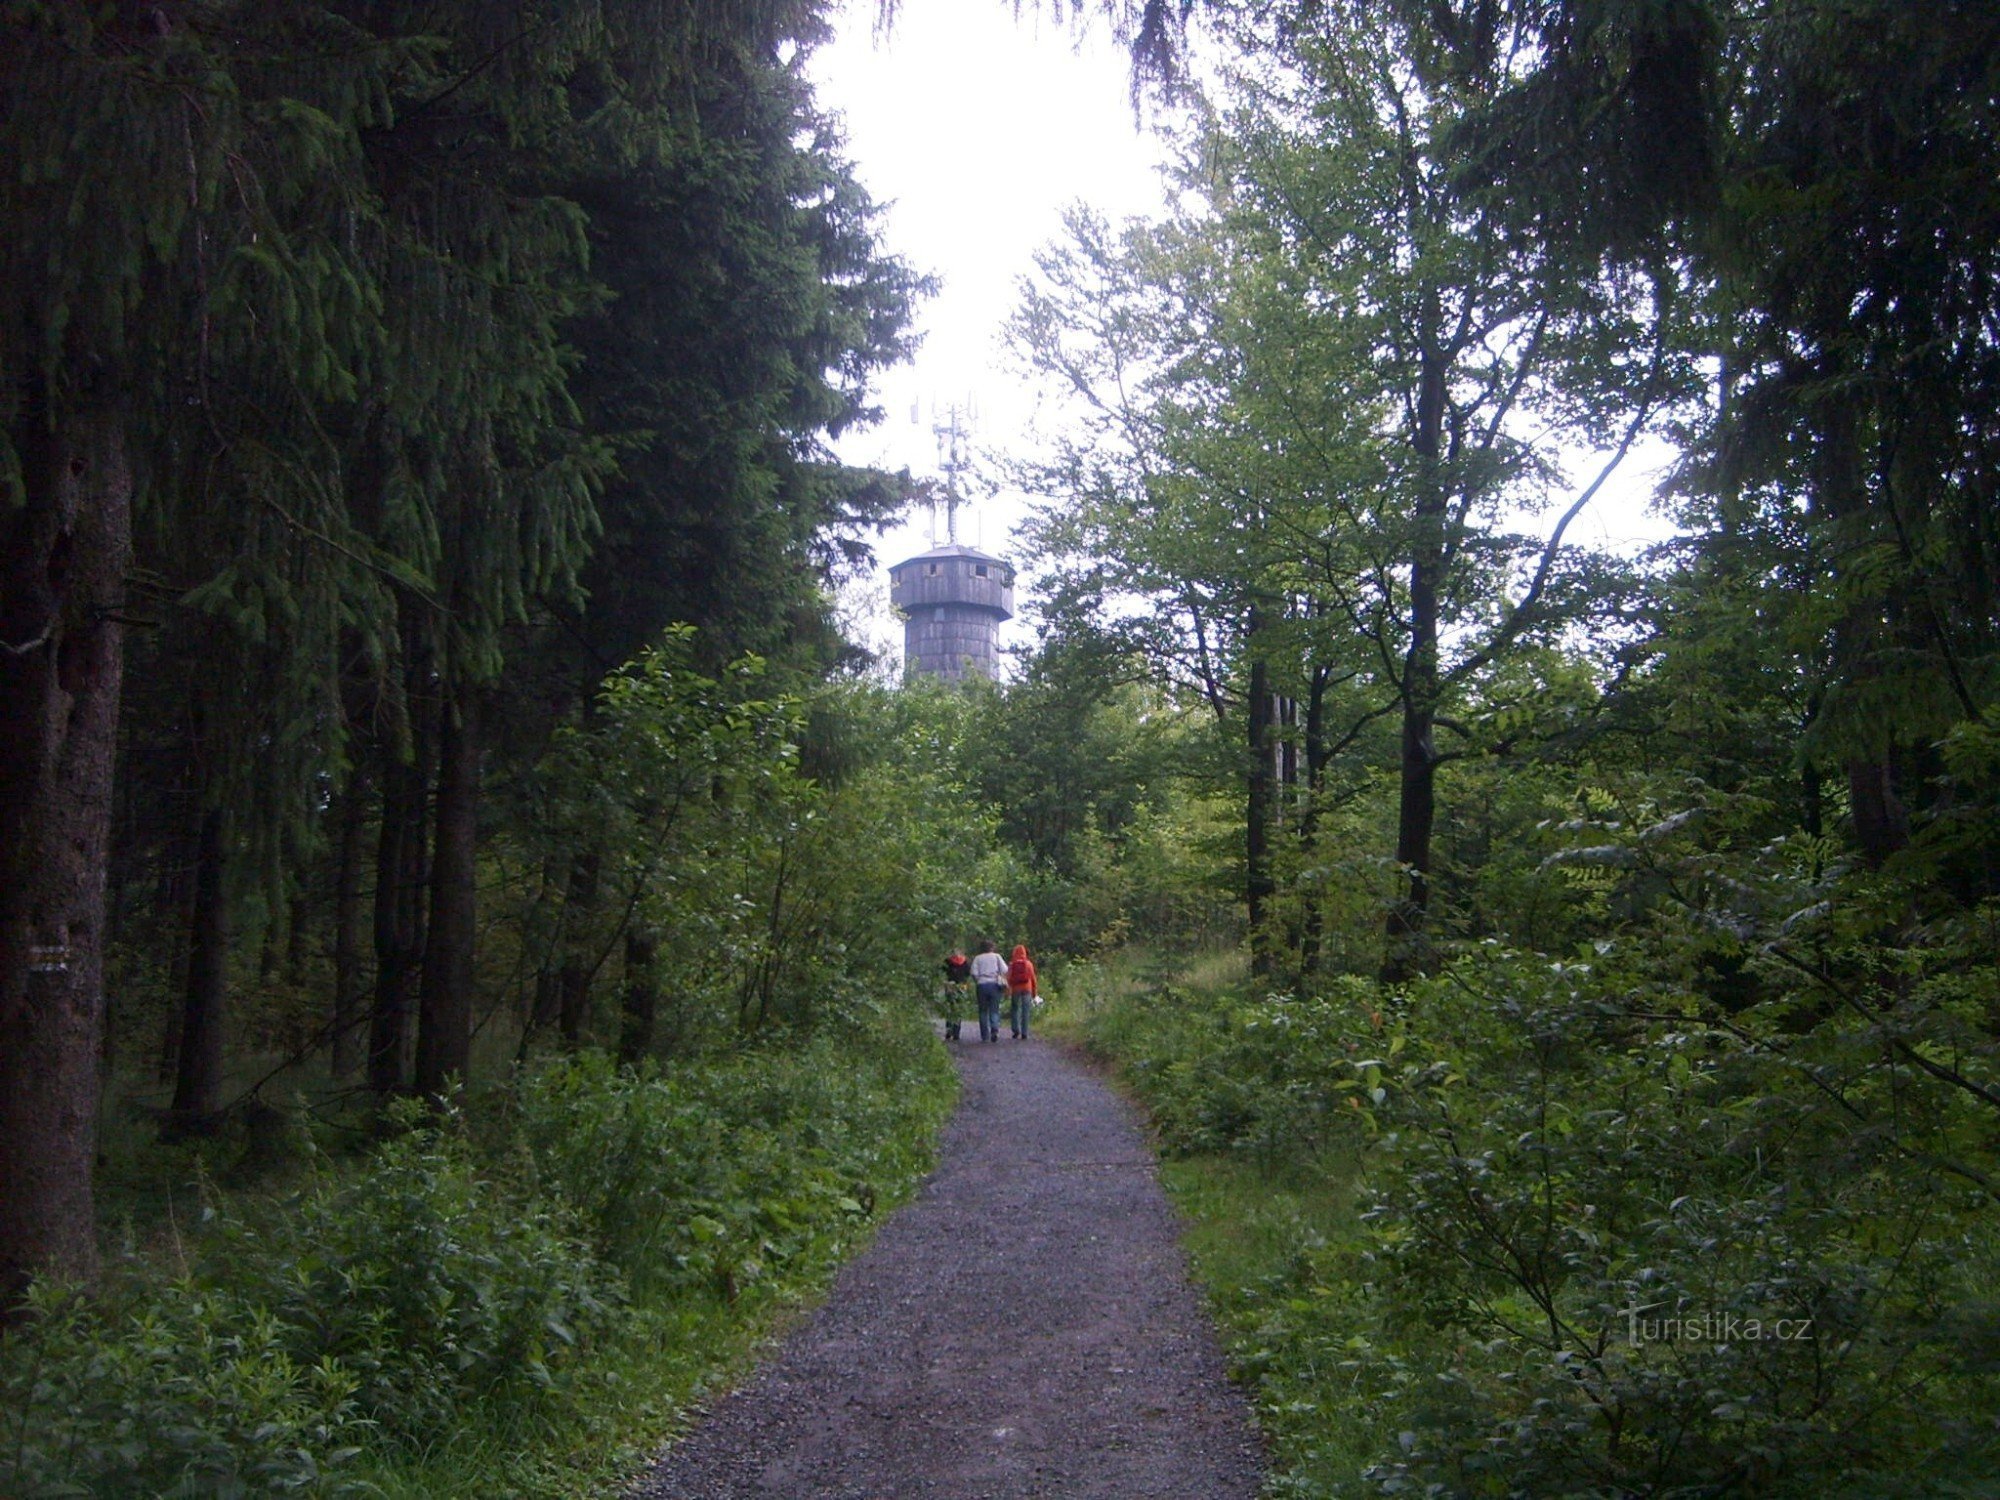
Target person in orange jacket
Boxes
[1006,944,1038,1040]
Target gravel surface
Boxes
[632,1033,1266,1499]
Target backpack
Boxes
[1008,956,1032,988]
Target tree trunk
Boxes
[1383,571,1441,983]
[285,891,310,986]
[520,854,566,1052]
[1847,748,1910,870]
[528,964,560,1034]
[415,686,479,1098]
[1799,690,1825,844]
[154,762,198,1083]
[1384,340,1448,984]
[1277,693,1298,800]
[0,403,132,1306]
[168,806,228,1132]
[617,927,661,1065]
[1298,663,1331,977]
[370,746,428,1096]
[1245,608,1276,978]
[329,770,370,1079]
[557,850,601,1046]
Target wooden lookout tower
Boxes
[889,542,1015,680]
[889,402,1013,681]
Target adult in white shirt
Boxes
[968,940,1007,1043]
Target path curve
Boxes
[633,1033,1265,1499]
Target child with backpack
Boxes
[1006,944,1038,1039]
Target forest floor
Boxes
[631,1029,1266,1499]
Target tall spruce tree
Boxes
[506,26,924,1048]
[0,2,420,1301]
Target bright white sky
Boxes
[807,0,1679,673]
[808,0,1166,665]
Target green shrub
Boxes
[1,1278,370,1498]
[1071,960,1373,1164]
[1070,943,2000,1497]
[1356,948,2000,1497]
[3,1021,954,1499]
[224,1102,628,1445]
[515,1030,951,1300]
[512,1050,735,1287]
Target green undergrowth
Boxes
[1,1022,956,1499]
[1158,1154,1381,1496]
[1052,948,2000,1498]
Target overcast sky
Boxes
[808,0,1166,664]
[807,0,1680,672]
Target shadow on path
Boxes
[633,1033,1265,1498]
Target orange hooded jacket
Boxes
[1006,946,1037,995]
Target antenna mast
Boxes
[932,399,975,544]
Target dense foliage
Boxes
[0,0,924,1302]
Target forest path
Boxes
[632,1031,1265,1499]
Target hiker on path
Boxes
[939,949,971,1041]
[969,940,1007,1043]
[1007,944,1039,1039]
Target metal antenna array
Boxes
[925,397,976,545]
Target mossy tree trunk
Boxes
[0,402,132,1305]
[415,687,479,1098]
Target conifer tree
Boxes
[2,0,921,1303]
[0,2,416,1300]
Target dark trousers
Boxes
[976,982,1004,1041]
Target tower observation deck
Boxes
[889,401,1013,681]
[889,543,1014,680]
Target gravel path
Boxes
[632,1032,1266,1499]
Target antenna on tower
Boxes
[926,396,977,545]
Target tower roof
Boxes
[892,541,1009,568]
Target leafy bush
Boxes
[1071,939,2000,1498]
[225,1102,628,1444]
[1069,958,1373,1164]
[1,1279,370,1498]
[2,1024,954,1498]
[2,1103,623,1497]
[513,1033,950,1300]
[1356,948,2000,1497]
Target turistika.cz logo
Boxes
[1623,1307,1814,1346]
